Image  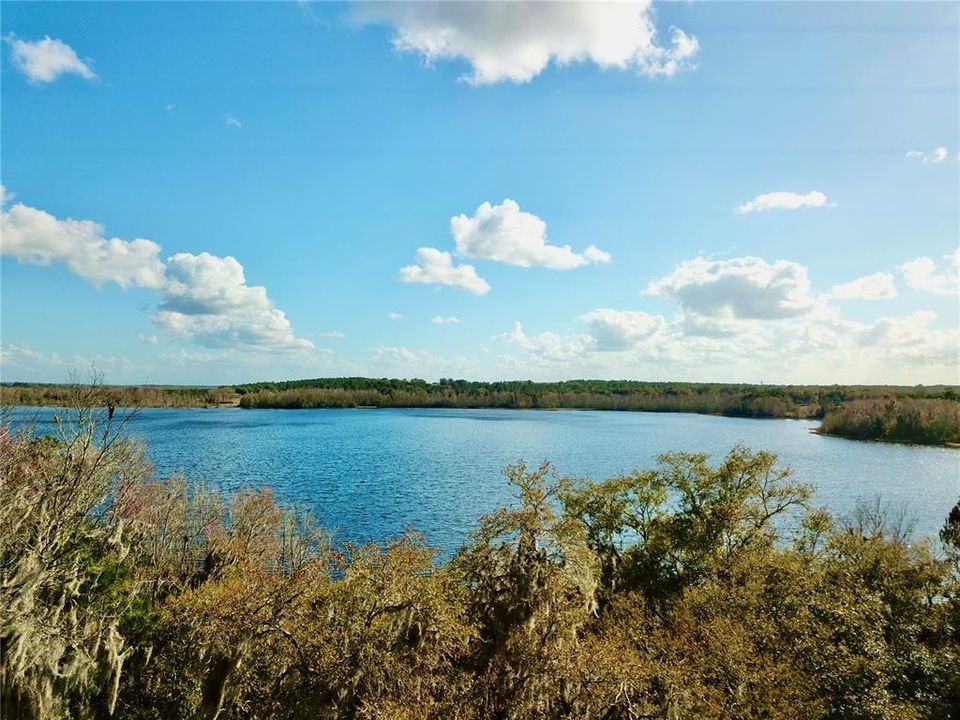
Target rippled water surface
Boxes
[12,407,959,550]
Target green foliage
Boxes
[234,378,958,421]
[561,445,812,605]
[2,399,958,720]
[1,382,239,409]
[6,378,959,426]
[453,462,598,719]
[819,397,960,445]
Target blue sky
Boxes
[1,1,958,385]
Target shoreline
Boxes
[5,382,957,448]
[810,427,959,449]
[5,401,816,420]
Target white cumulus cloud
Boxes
[830,272,897,300]
[398,247,491,295]
[6,34,96,84]
[495,321,593,363]
[495,309,669,365]
[355,0,698,85]
[0,191,312,353]
[452,199,610,270]
[856,310,938,348]
[496,304,959,384]
[734,190,833,214]
[0,200,166,288]
[644,256,815,320]
[154,252,312,351]
[897,249,960,296]
[579,309,664,350]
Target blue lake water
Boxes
[10,407,959,551]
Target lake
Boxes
[10,407,959,551]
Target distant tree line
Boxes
[5,378,959,444]
[1,382,238,408]
[234,377,958,419]
[1,397,958,719]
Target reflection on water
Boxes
[10,406,959,552]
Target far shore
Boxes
[4,378,958,447]
[9,397,960,449]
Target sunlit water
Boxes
[10,407,959,551]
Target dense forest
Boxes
[233,377,960,418]
[2,397,959,720]
[6,377,959,419]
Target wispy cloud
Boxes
[830,272,897,300]
[905,147,950,164]
[432,315,460,325]
[0,343,132,381]
[225,113,243,128]
[735,191,833,214]
[369,345,473,378]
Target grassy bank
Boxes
[2,403,958,719]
